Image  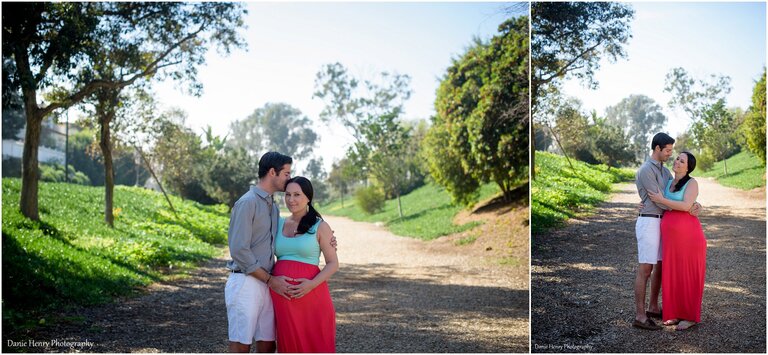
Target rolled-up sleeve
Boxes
[228,199,261,274]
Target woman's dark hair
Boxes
[286,176,322,234]
[673,151,697,192]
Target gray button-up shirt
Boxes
[226,186,279,274]
[636,157,672,215]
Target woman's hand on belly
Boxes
[287,278,318,299]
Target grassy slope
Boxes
[321,182,503,240]
[698,150,766,190]
[532,152,635,233]
[2,178,229,329]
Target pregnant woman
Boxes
[270,176,339,352]
[648,151,706,331]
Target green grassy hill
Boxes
[532,152,635,233]
[321,182,504,240]
[698,150,766,190]
[2,178,229,330]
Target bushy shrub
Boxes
[39,163,91,185]
[355,185,385,215]
[2,157,22,178]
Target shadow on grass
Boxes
[473,183,529,215]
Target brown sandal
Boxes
[633,318,662,330]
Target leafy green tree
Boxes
[664,67,732,121]
[531,2,634,179]
[202,145,255,209]
[352,112,411,217]
[314,62,412,141]
[743,68,766,165]
[2,60,24,139]
[313,63,414,213]
[229,103,318,161]
[673,130,698,157]
[327,158,357,208]
[400,119,429,194]
[605,95,667,163]
[197,126,258,209]
[425,16,529,206]
[590,113,635,168]
[664,68,735,171]
[694,100,739,174]
[551,99,596,164]
[301,158,330,204]
[151,109,215,204]
[2,2,247,221]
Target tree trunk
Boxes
[100,115,115,227]
[396,191,403,219]
[20,108,42,221]
[340,184,344,208]
[17,43,43,221]
[531,129,536,181]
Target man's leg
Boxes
[648,261,662,313]
[634,263,654,321]
[255,341,276,353]
[229,342,250,353]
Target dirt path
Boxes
[532,178,766,353]
[25,215,528,353]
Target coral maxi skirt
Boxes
[270,260,336,353]
[661,210,707,323]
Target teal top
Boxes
[664,178,691,202]
[275,217,322,266]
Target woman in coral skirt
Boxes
[270,176,338,352]
[648,151,706,331]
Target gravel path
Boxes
[22,215,528,352]
[532,177,766,353]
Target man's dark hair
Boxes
[258,151,292,179]
[650,133,675,152]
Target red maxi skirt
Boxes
[661,210,707,323]
[270,260,336,353]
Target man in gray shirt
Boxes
[633,133,700,330]
[225,151,303,353]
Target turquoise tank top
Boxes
[275,217,322,265]
[664,178,691,201]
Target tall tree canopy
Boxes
[605,94,667,163]
[531,2,634,178]
[2,2,247,220]
[313,62,416,210]
[424,16,529,206]
[743,69,766,165]
[228,102,318,161]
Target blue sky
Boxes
[561,2,766,138]
[153,2,521,172]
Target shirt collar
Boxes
[647,156,664,169]
[250,185,271,199]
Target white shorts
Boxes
[225,273,275,344]
[635,216,662,264]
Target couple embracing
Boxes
[633,133,707,331]
[225,152,339,353]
